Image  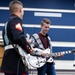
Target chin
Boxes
[45,32,48,34]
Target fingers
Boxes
[26,33,30,39]
[26,38,32,43]
[30,49,34,54]
[57,52,64,57]
[41,52,47,57]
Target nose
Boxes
[47,28,49,31]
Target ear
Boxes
[41,25,42,28]
[19,8,22,13]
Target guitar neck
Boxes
[57,50,71,55]
[51,50,73,57]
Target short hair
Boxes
[9,0,23,14]
[41,18,51,25]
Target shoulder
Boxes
[47,34,51,41]
[8,16,21,26]
[48,36,51,40]
[32,33,38,36]
[9,16,21,23]
[32,33,39,37]
[31,33,39,39]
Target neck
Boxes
[11,13,22,19]
[40,31,46,36]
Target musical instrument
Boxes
[17,45,75,68]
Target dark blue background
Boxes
[0,0,75,60]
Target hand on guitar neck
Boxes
[41,51,48,57]
[54,52,64,58]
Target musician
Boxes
[30,18,64,75]
[1,1,33,75]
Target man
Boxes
[1,1,33,75]
[30,18,64,75]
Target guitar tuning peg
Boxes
[72,49,75,53]
[26,33,30,39]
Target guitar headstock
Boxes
[71,49,75,53]
[26,33,30,39]
[26,33,31,43]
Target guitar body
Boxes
[28,54,46,68]
[17,46,51,68]
[27,48,52,68]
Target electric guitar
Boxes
[17,34,75,68]
[27,48,75,68]
[17,45,75,68]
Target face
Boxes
[41,22,50,35]
[20,6,24,19]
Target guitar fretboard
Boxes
[52,50,72,57]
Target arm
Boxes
[9,18,32,53]
[30,35,43,56]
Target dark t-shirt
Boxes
[38,33,50,49]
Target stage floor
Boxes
[0,70,75,75]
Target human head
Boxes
[9,0,24,19]
[41,18,51,35]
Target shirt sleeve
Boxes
[9,18,31,53]
[30,35,42,55]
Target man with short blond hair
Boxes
[1,1,33,75]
